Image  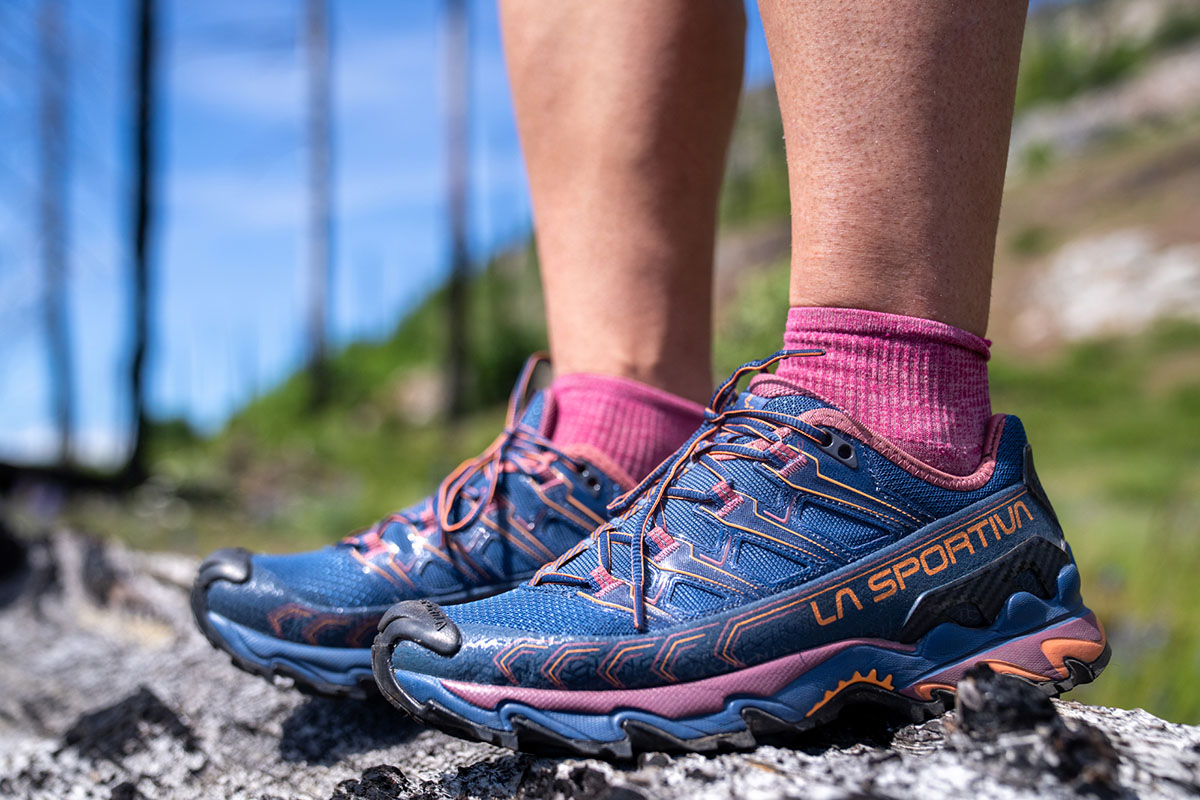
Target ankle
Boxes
[547,373,705,482]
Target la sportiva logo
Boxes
[809,497,1036,627]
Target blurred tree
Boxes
[38,0,72,466]
[306,0,333,409]
[444,0,470,418]
[123,0,156,485]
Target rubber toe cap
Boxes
[191,546,256,641]
[195,547,253,589]
[377,599,462,657]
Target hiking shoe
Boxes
[191,355,629,697]
[372,351,1108,755]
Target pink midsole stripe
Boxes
[440,637,912,717]
[440,613,1102,717]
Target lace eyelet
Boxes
[578,466,604,496]
[815,430,859,469]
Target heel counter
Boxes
[1022,443,1063,537]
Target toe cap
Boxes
[377,599,462,657]
[195,547,252,589]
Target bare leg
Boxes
[759,0,1028,337]
[500,0,745,404]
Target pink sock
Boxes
[545,374,705,484]
[775,307,992,476]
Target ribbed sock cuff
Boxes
[776,306,992,475]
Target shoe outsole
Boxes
[370,636,1110,759]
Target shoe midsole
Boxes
[208,611,373,687]
[205,575,538,688]
[389,564,1103,741]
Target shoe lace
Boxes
[341,353,587,559]
[531,349,825,631]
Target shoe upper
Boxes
[388,353,1071,691]
[200,356,627,649]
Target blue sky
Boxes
[0,0,774,465]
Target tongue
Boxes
[537,375,837,588]
[518,389,553,435]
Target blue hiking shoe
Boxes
[373,351,1108,755]
[191,355,629,698]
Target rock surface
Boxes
[2,531,1199,800]
[1015,229,1200,345]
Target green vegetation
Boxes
[1149,5,1200,50]
[96,250,550,557]
[1019,141,1058,176]
[235,247,547,444]
[1009,224,1056,257]
[1016,4,1200,112]
[1016,35,1141,113]
[719,88,790,226]
[714,259,790,378]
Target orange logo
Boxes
[808,497,1036,627]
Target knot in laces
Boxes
[531,349,825,631]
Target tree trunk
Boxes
[123,0,156,486]
[38,0,72,466]
[305,0,333,410]
[444,0,470,418]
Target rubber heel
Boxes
[902,611,1108,702]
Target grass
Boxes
[56,249,548,558]
[1016,35,1142,113]
[719,87,790,227]
[714,259,791,378]
[1009,224,1057,257]
[1015,4,1200,113]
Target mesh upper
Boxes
[202,388,625,647]
[447,584,635,636]
[865,416,1027,518]
[509,387,1030,628]
[255,548,396,608]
